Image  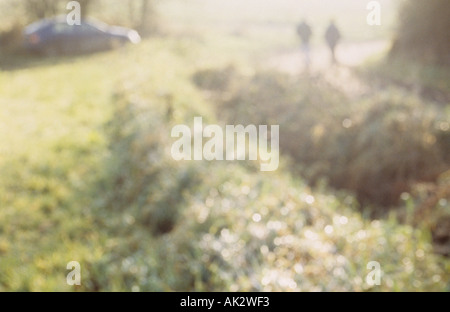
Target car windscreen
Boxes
[24,20,51,35]
[50,23,75,35]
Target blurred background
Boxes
[0,0,449,291]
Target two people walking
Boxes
[297,19,341,67]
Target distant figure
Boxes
[325,20,341,64]
[296,20,312,67]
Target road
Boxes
[268,40,390,74]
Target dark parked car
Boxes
[23,16,141,56]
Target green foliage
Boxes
[0,1,448,292]
[79,92,447,291]
[193,67,450,208]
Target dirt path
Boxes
[267,40,390,98]
[268,40,389,73]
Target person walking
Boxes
[325,20,341,64]
[297,19,313,68]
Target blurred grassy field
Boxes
[0,0,449,291]
[0,37,214,290]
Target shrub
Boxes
[0,24,24,54]
[193,68,450,209]
[85,79,449,291]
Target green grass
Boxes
[0,39,204,290]
[0,0,449,291]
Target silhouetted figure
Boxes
[325,20,341,64]
[296,20,312,67]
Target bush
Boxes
[0,24,24,54]
[192,68,450,209]
[98,89,203,236]
[88,93,449,291]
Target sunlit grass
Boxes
[0,0,448,292]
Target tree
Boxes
[77,0,93,17]
[23,0,62,19]
[124,0,157,35]
[140,0,157,35]
[20,0,94,21]
[392,0,450,64]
